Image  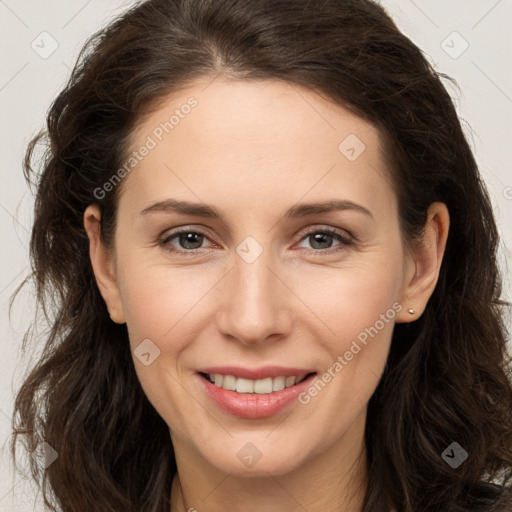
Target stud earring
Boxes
[408,308,414,314]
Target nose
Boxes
[215,247,293,346]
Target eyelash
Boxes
[158,226,354,256]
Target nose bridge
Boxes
[216,239,292,344]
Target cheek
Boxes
[298,314,396,445]
[292,256,403,345]
[292,257,402,413]
[117,254,219,347]
[116,257,206,429]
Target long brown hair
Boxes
[11,0,512,510]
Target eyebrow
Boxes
[140,198,373,220]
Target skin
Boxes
[84,77,449,512]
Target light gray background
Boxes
[0,1,511,510]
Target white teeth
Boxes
[285,376,296,387]
[236,378,254,393]
[272,376,285,392]
[223,375,236,391]
[207,373,310,393]
[254,377,273,394]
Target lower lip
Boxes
[197,373,317,419]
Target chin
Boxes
[201,436,311,477]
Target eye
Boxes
[296,227,353,254]
[159,226,353,255]
[159,229,216,254]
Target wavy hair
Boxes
[11,0,512,510]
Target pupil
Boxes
[311,233,332,249]
[180,233,202,249]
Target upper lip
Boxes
[197,366,316,381]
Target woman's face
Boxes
[87,77,436,478]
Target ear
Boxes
[83,204,126,324]
[395,202,450,323]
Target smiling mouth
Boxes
[198,372,317,394]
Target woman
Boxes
[11,0,512,511]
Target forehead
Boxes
[120,77,396,219]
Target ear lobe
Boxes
[83,204,126,324]
[395,202,450,323]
